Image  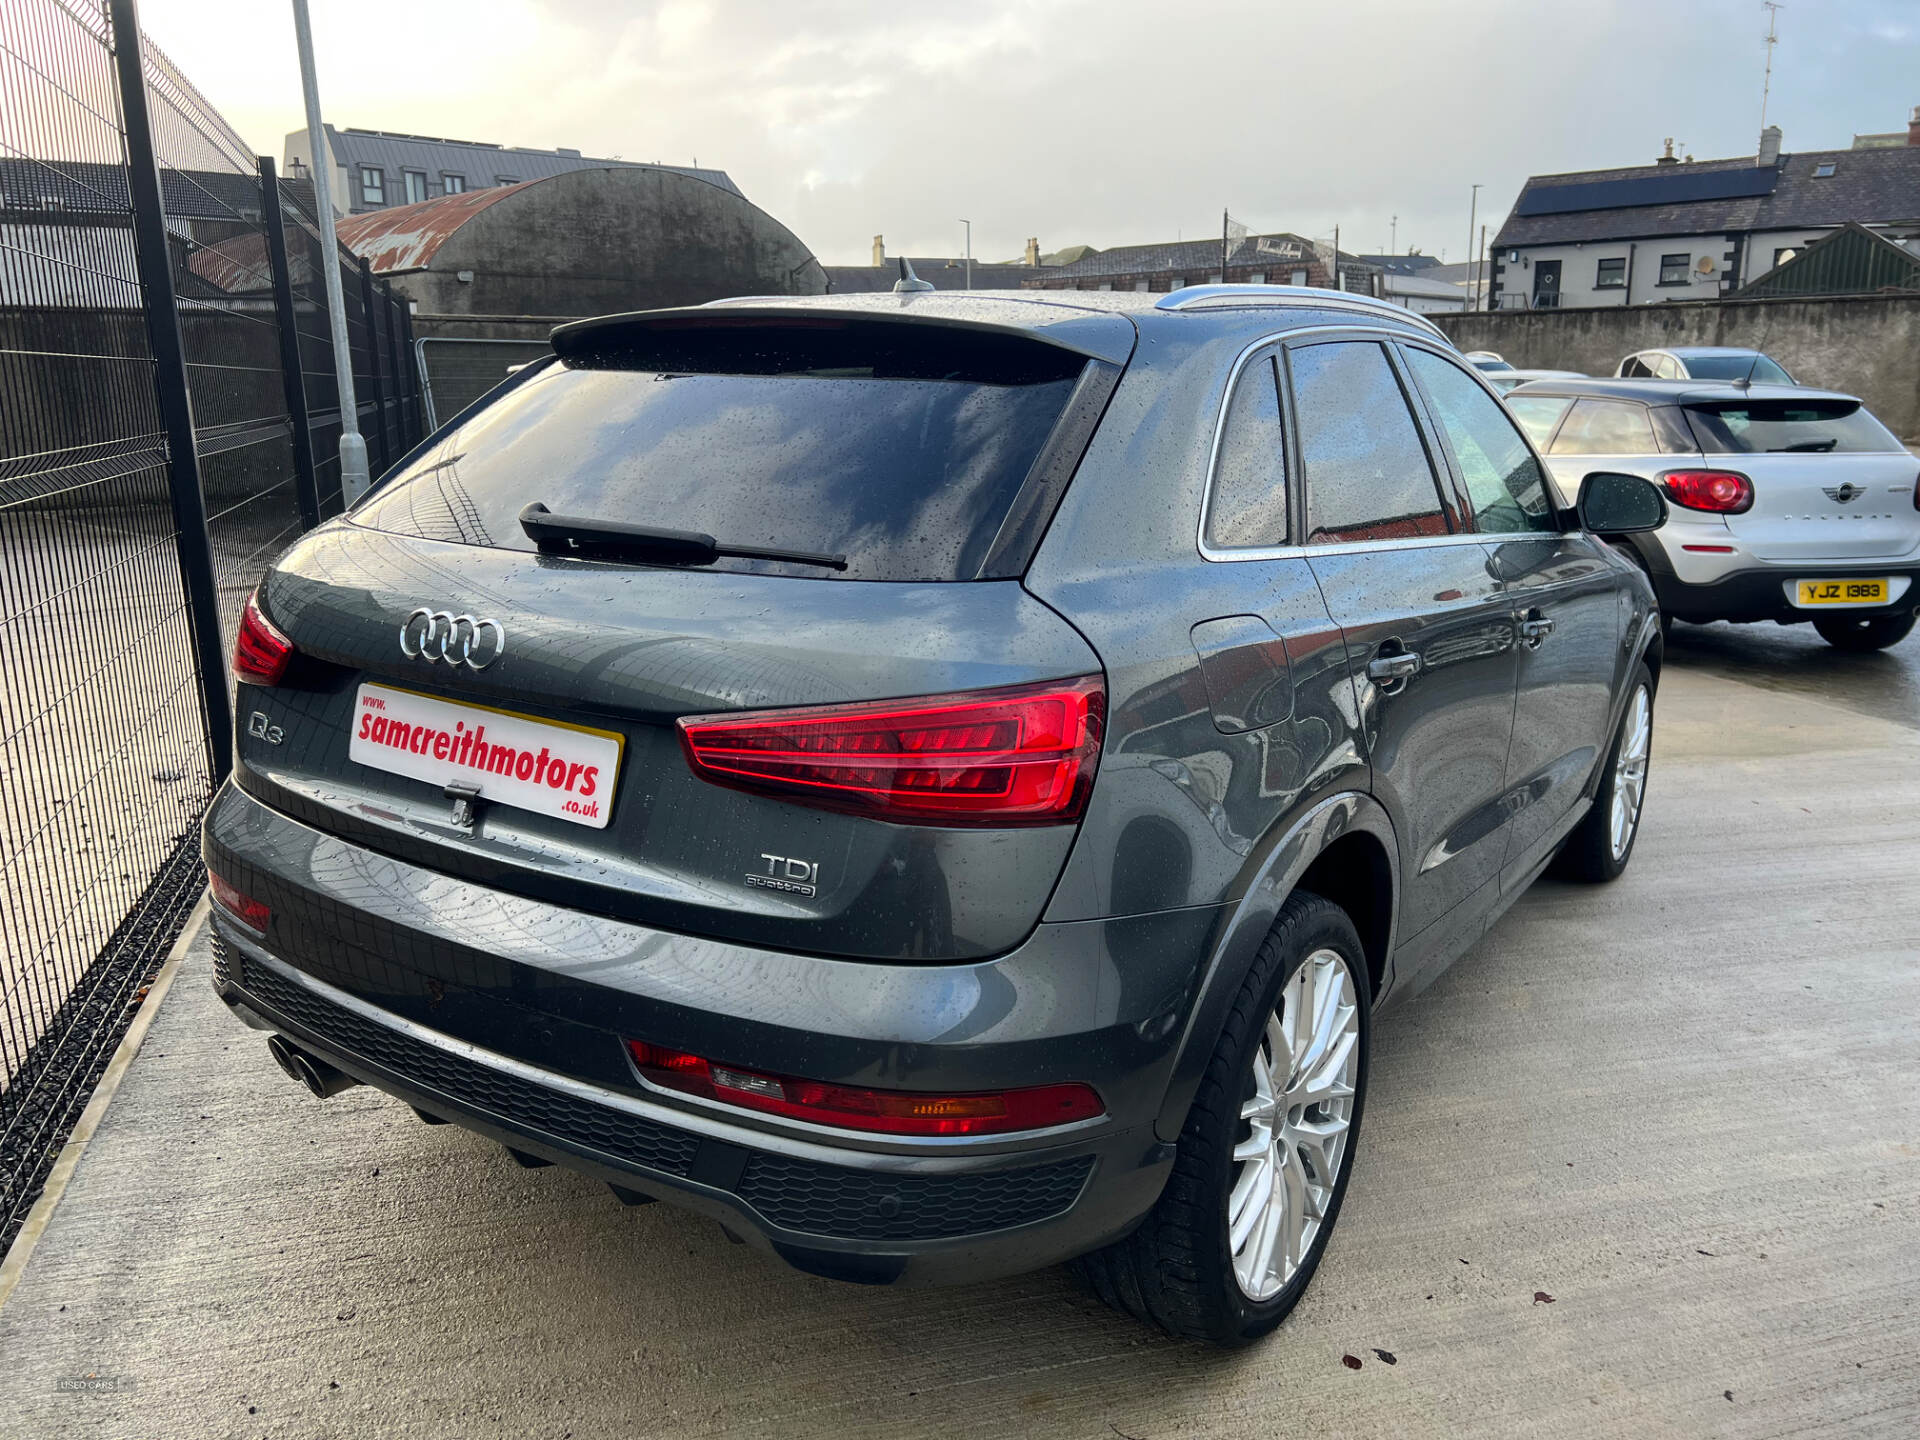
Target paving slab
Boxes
[1,657,1916,1440]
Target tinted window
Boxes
[1290,342,1451,544]
[1206,355,1288,549]
[1405,350,1556,534]
[1676,353,1792,384]
[1684,399,1902,455]
[1505,394,1572,447]
[1550,399,1658,455]
[357,345,1080,582]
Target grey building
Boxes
[825,237,1050,292]
[282,124,740,217]
[1488,112,1920,311]
[1023,231,1380,295]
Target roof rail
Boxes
[1154,284,1450,341]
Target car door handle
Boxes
[1518,609,1555,648]
[1366,650,1422,685]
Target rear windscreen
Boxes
[355,325,1085,581]
[1684,399,1902,455]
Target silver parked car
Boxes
[1506,378,1919,650]
[1486,368,1585,396]
[1615,346,1794,384]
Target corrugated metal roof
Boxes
[1734,220,1920,297]
[322,126,741,201]
[333,183,527,273]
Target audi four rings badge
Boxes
[399,608,506,670]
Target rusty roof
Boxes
[334,183,529,273]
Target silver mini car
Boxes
[1506,378,1919,649]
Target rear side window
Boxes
[1550,399,1658,455]
[1679,353,1792,384]
[1291,342,1451,545]
[1505,395,1572,448]
[1404,349,1556,534]
[355,323,1085,581]
[1206,354,1288,549]
[1685,399,1902,455]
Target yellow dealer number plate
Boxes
[1796,578,1889,607]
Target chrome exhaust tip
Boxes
[266,1034,360,1099]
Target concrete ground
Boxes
[1,625,1916,1440]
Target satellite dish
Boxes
[1695,256,1716,275]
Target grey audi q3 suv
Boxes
[204,285,1669,1345]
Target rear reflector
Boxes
[1681,544,1735,553]
[677,676,1104,826]
[208,870,270,935]
[625,1039,1104,1136]
[233,590,294,686]
[1662,469,1753,514]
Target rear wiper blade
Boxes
[1768,439,1837,452]
[518,503,848,571]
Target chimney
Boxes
[1024,236,1041,266]
[1909,105,1920,147]
[1758,125,1782,167]
[872,234,885,267]
[1656,137,1679,166]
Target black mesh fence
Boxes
[0,0,423,1252]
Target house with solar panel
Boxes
[1487,109,1920,311]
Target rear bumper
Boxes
[1631,539,1920,624]
[203,783,1217,1286]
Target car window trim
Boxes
[1195,332,1291,560]
[1383,341,1478,532]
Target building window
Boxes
[494,175,517,187]
[1097,282,1112,291]
[1132,279,1149,292]
[1167,276,1184,291]
[441,173,466,194]
[1812,162,1836,178]
[1290,268,1309,286]
[1248,271,1267,284]
[1595,257,1626,288]
[1207,272,1224,284]
[1657,252,1691,285]
[1773,247,1798,268]
[358,166,384,205]
[403,170,428,204]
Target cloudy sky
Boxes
[139,0,1920,266]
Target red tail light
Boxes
[676,676,1104,827]
[208,870,270,935]
[1662,469,1753,514]
[233,590,294,686]
[625,1040,1104,1136]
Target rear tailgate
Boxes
[1683,395,1920,561]
[234,310,1129,962]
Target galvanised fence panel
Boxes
[0,0,425,1252]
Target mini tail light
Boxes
[1662,469,1753,514]
[233,590,294,686]
[676,676,1105,827]
[625,1040,1104,1136]
[208,870,270,935]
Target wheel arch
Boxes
[1151,791,1398,1144]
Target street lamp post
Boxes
[291,0,371,504]
[959,218,972,290]
[1465,184,1481,310]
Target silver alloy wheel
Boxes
[1609,684,1652,861]
[1228,948,1360,1302]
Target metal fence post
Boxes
[381,286,406,458]
[106,0,232,781]
[400,305,424,443]
[258,156,322,532]
[356,256,389,477]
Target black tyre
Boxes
[1554,663,1653,883]
[1812,612,1915,653]
[1076,892,1370,1345]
